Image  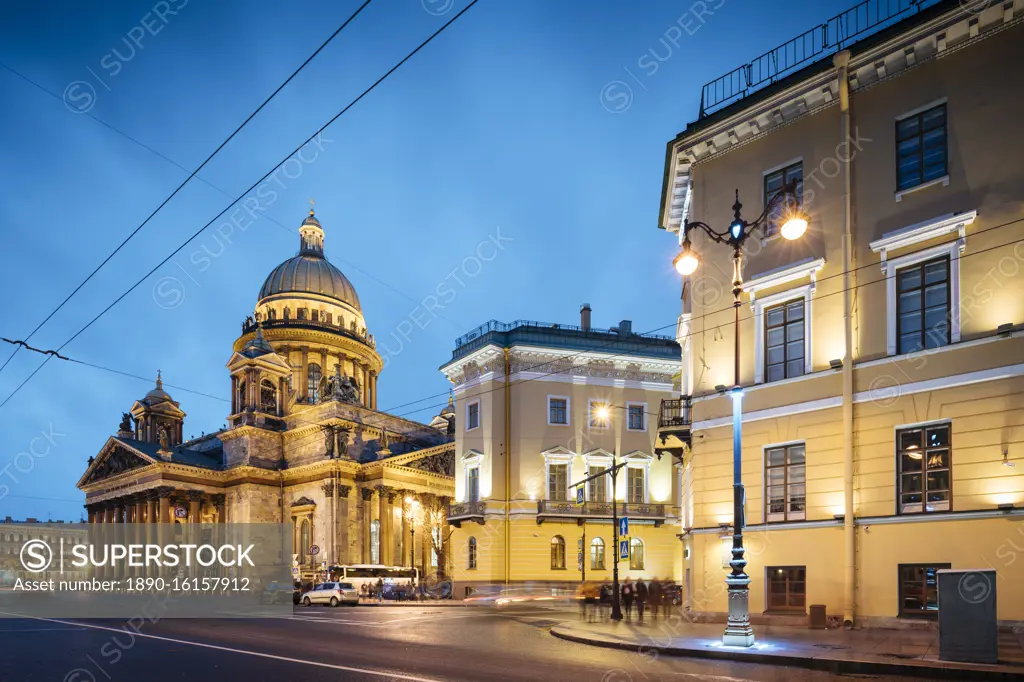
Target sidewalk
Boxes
[551,617,1024,680]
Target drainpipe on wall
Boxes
[834,49,857,628]
[504,347,512,586]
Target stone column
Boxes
[420,494,433,575]
[376,486,389,565]
[146,496,157,524]
[188,491,203,525]
[321,480,335,566]
[338,485,351,566]
[113,501,124,523]
[438,496,450,578]
[212,494,226,524]
[373,373,379,410]
[387,489,399,566]
[360,488,374,563]
[134,498,146,524]
[300,347,309,401]
[158,488,172,524]
[399,492,410,567]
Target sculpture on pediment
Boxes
[119,412,133,433]
[409,450,455,476]
[86,447,146,483]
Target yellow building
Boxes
[441,307,682,596]
[657,0,1024,629]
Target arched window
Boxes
[299,519,310,563]
[260,379,277,414]
[370,520,381,564]
[550,535,566,570]
[590,537,605,570]
[468,537,477,570]
[307,364,322,402]
[237,380,246,411]
[629,537,645,571]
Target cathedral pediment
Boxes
[77,437,158,487]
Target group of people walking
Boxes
[577,577,677,623]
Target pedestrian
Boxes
[648,578,662,621]
[621,577,634,620]
[662,578,675,617]
[376,577,384,603]
[599,583,611,621]
[635,578,648,623]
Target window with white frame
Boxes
[629,537,645,570]
[466,465,480,502]
[897,423,951,514]
[896,255,951,354]
[627,467,645,504]
[588,400,610,429]
[590,537,605,570]
[547,462,568,501]
[626,403,646,431]
[548,396,569,425]
[587,465,608,502]
[763,160,803,238]
[466,400,480,431]
[467,537,477,569]
[765,443,806,522]
[765,299,806,382]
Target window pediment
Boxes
[869,211,976,273]
[746,257,825,309]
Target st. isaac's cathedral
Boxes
[77,209,456,581]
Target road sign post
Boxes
[619,539,629,560]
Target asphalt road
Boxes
[0,604,943,682]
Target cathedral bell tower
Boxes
[226,325,292,430]
[129,371,186,450]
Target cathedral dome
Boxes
[257,209,361,311]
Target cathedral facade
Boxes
[77,209,456,582]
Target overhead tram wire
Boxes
[0,0,375,377]
[0,61,473,335]
[0,0,481,411]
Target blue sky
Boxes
[0,0,852,520]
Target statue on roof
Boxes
[119,412,133,433]
[322,366,361,405]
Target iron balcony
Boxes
[536,500,666,527]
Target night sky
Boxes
[0,0,852,520]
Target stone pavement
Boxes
[551,617,1024,680]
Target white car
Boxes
[301,581,360,607]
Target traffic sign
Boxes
[173,506,187,519]
[308,544,320,556]
[619,517,629,537]
[291,567,300,576]
[577,551,583,564]
[575,487,585,506]
[619,539,629,560]
[321,561,327,570]
[577,538,583,550]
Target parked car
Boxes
[300,581,360,607]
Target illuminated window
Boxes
[547,464,568,501]
[260,379,277,413]
[589,400,610,428]
[629,537,644,570]
[466,466,480,503]
[307,363,322,402]
[468,537,477,570]
[767,566,806,612]
[899,563,949,618]
[627,467,645,504]
[897,424,951,514]
[550,536,566,570]
[763,161,803,237]
[587,465,608,502]
[765,299,805,382]
[765,443,806,522]
[590,538,605,570]
[896,256,950,354]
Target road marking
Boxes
[670,673,756,682]
[23,616,444,682]
[0,626,88,632]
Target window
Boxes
[307,363,322,402]
[590,538,605,570]
[897,103,947,191]
[627,403,645,431]
[589,400,609,429]
[325,312,332,325]
[548,463,568,501]
[896,256,950,354]
[629,538,645,570]
[466,401,480,431]
[897,424,951,514]
[587,465,608,502]
[260,379,277,413]
[899,563,949,618]
[765,299,805,382]
[299,519,310,563]
[765,443,806,522]
[466,466,480,503]
[550,536,566,570]
[767,566,806,612]
[237,380,246,410]
[311,309,319,322]
[627,467,645,504]
[468,537,477,570]
[548,397,568,425]
[763,161,803,237]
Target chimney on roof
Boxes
[618,320,632,337]
[581,303,592,331]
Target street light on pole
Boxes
[671,182,808,647]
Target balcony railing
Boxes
[698,0,944,117]
[658,398,692,430]
[447,501,486,527]
[536,500,666,526]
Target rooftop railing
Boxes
[698,0,946,118]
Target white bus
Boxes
[327,564,419,597]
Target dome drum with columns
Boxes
[234,208,382,416]
[78,207,456,584]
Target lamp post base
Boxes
[723,583,755,647]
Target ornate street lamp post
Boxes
[672,183,807,647]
